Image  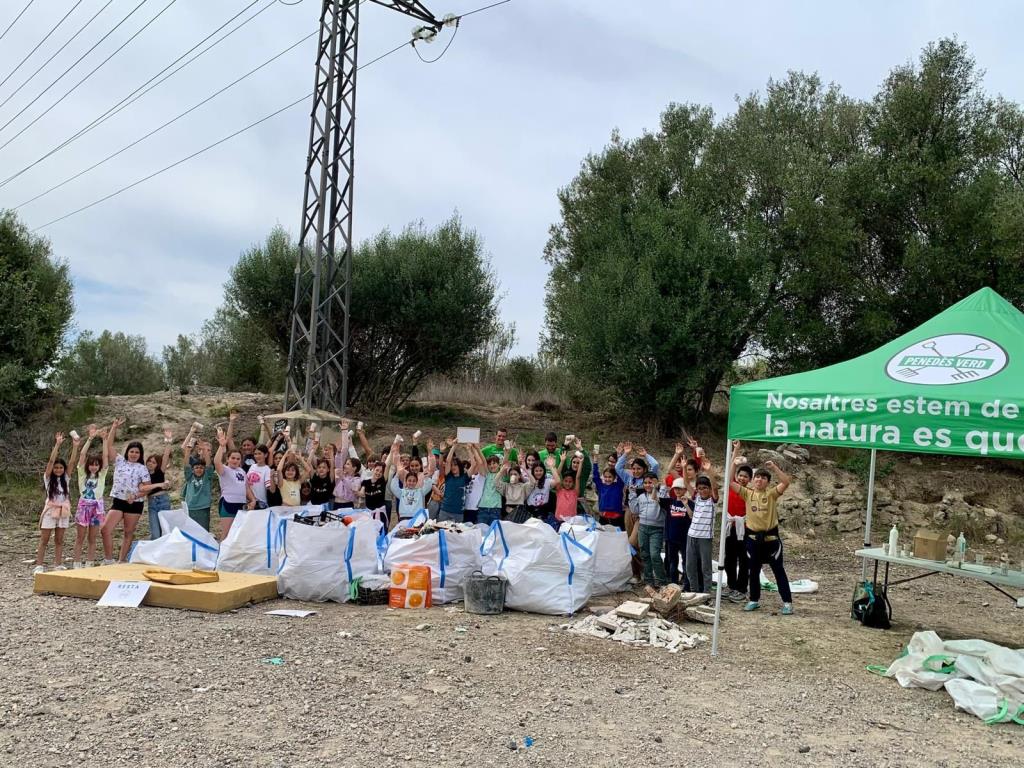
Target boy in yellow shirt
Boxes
[730,449,794,615]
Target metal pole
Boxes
[861,448,877,579]
[710,437,734,658]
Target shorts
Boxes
[111,497,144,516]
[219,499,245,518]
[334,501,355,510]
[76,499,106,527]
[40,504,71,530]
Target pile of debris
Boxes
[391,519,477,539]
[562,587,712,653]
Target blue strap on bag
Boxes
[559,531,593,586]
[480,519,510,572]
[180,529,219,564]
[438,530,449,588]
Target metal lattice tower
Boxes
[285,0,441,414]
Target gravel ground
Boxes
[1,522,1021,768]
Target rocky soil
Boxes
[1,392,1022,766]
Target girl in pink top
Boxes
[553,451,584,525]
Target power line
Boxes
[0,0,114,114]
[0,0,34,45]
[414,19,458,63]
[33,0,515,231]
[0,0,279,190]
[15,30,317,210]
[0,0,83,93]
[458,0,511,19]
[0,0,160,144]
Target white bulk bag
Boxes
[277,522,351,603]
[216,506,292,575]
[558,516,631,596]
[157,503,209,540]
[128,526,219,570]
[382,526,483,604]
[481,518,598,615]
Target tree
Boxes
[545,76,862,429]
[0,211,73,420]
[545,40,1024,430]
[225,217,500,410]
[52,331,165,396]
[812,39,1024,364]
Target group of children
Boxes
[35,417,796,614]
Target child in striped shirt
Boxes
[685,470,717,594]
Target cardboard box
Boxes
[34,563,278,613]
[913,529,946,561]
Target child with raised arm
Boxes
[214,427,254,537]
[145,428,174,539]
[333,419,362,509]
[592,445,626,529]
[271,447,310,508]
[103,417,161,563]
[553,448,584,528]
[685,461,718,594]
[628,471,666,588]
[181,428,213,531]
[34,432,80,573]
[72,425,108,567]
[730,454,794,615]
[495,452,528,523]
[462,443,487,525]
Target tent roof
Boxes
[727,288,1024,459]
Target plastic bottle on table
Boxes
[887,524,899,557]
[956,532,967,565]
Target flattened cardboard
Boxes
[34,563,277,613]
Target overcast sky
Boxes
[3,0,1024,358]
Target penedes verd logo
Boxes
[885,334,1008,385]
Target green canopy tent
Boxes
[711,288,1024,655]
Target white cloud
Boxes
[2,0,1023,361]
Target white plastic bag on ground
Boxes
[157,503,209,541]
[873,631,1024,724]
[217,506,292,575]
[481,519,598,615]
[128,527,219,570]
[558,516,631,596]
[277,522,350,603]
[382,526,482,604]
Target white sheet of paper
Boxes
[265,609,317,618]
[97,580,151,608]
[456,427,480,444]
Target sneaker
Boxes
[743,601,760,612]
[52,565,67,571]
[73,562,85,569]
[101,559,116,566]
[32,565,45,575]
[628,576,642,585]
[727,590,747,604]
[781,602,794,616]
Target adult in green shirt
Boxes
[482,427,518,464]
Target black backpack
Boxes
[851,580,891,629]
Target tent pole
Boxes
[710,437,734,658]
[861,448,877,580]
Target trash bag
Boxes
[216,506,292,575]
[558,516,631,596]
[382,526,483,604]
[277,522,351,603]
[128,527,219,570]
[481,518,598,616]
[157,503,210,540]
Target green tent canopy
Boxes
[728,288,1024,460]
[711,288,1023,657]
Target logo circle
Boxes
[885,334,1008,385]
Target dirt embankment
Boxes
[3,391,1022,562]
